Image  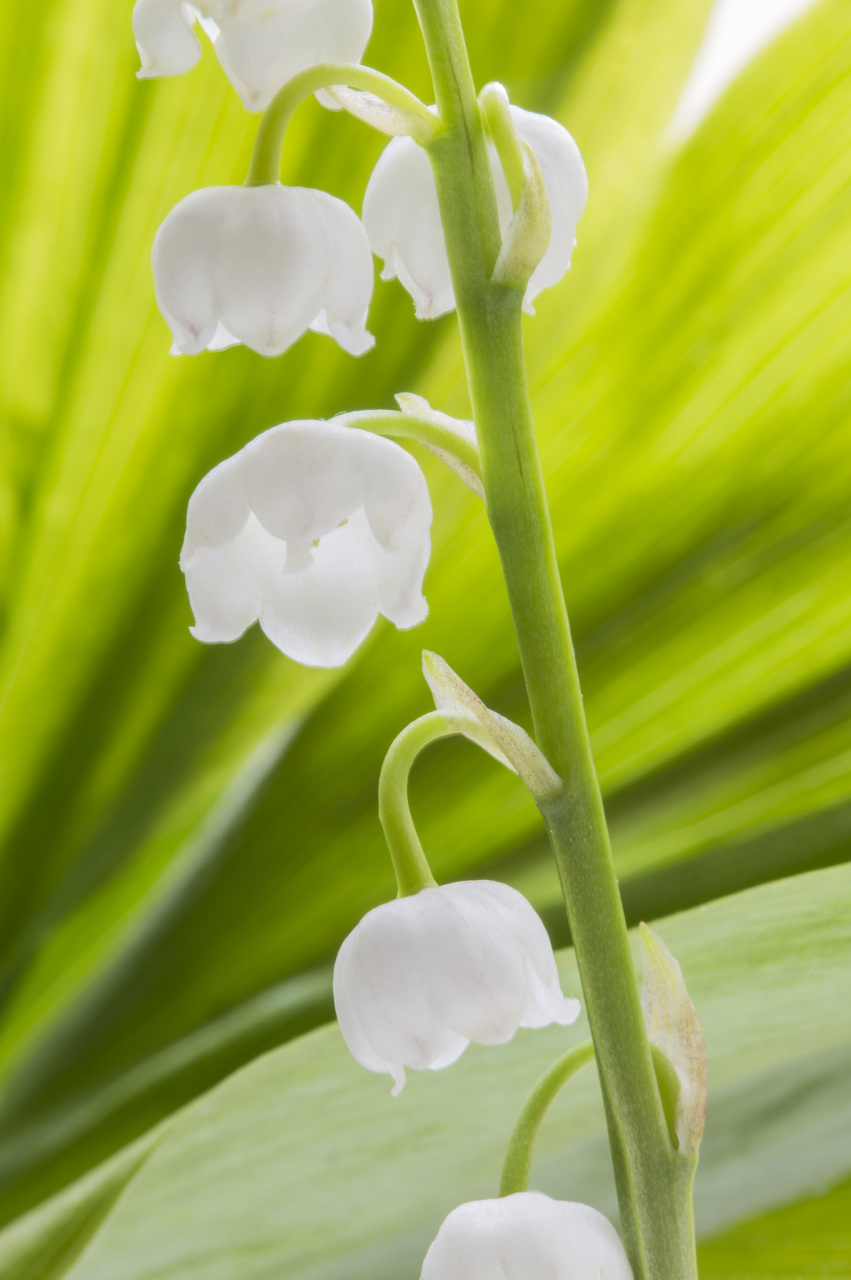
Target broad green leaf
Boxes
[0,1130,168,1280]
[0,0,715,1216]
[1,862,848,1279]
[2,0,849,1242]
[698,1176,851,1277]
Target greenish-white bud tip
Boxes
[491,142,552,294]
[479,81,524,206]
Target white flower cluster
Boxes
[144,2,586,667]
[333,881,633,1276]
[140,0,587,359]
[152,104,586,360]
[154,108,583,358]
[138,7,625,1273]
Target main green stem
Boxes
[410,1,697,1275]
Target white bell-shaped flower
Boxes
[421,1193,633,1280]
[333,880,580,1094]
[152,184,374,358]
[133,0,373,111]
[363,105,587,318]
[180,421,431,667]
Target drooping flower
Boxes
[333,880,580,1094]
[180,421,431,667]
[362,105,587,318]
[152,184,374,358]
[420,1193,633,1280]
[133,0,373,112]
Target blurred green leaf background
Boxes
[0,0,849,1274]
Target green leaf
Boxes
[1,0,849,1246]
[0,0,717,1214]
[698,1176,851,1277]
[1,862,848,1279]
[0,1129,167,1280]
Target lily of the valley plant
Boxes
[138,0,709,1275]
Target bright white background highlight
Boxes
[672,0,821,136]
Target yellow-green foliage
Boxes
[0,0,849,1273]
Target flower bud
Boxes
[333,881,579,1094]
[362,105,587,318]
[152,184,374,358]
[133,0,373,111]
[640,923,707,1155]
[421,1193,633,1280]
[180,421,431,667]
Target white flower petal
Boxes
[377,532,430,630]
[362,136,455,319]
[333,938,403,1078]
[194,12,220,41]
[421,1194,633,1280]
[258,506,387,667]
[135,0,373,110]
[353,430,431,626]
[354,429,430,551]
[415,888,531,1044]
[334,913,469,1077]
[152,185,374,359]
[180,452,250,563]
[133,0,202,78]
[522,957,582,1030]
[203,187,325,354]
[239,422,361,544]
[510,105,588,312]
[299,190,376,356]
[180,421,431,667]
[333,881,579,1090]
[206,319,241,351]
[209,0,373,111]
[476,882,580,1029]
[184,513,279,643]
